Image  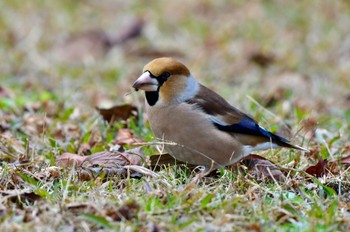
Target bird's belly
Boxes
[148,104,244,168]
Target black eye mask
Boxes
[153,71,171,87]
[143,71,172,106]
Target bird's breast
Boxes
[146,103,244,167]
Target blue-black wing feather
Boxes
[212,116,290,143]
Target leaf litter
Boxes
[1,1,350,230]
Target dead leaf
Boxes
[109,17,144,44]
[340,146,350,165]
[23,113,52,135]
[129,48,185,59]
[341,155,350,165]
[106,201,139,221]
[115,128,144,145]
[77,128,102,155]
[52,29,110,63]
[51,17,144,64]
[96,104,138,123]
[248,51,275,67]
[56,148,144,180]
[245,223,262,232]
[305,158,328,177]
[67,203,98,215]
[124,147,146,163]
[0,85,14,98]
[80,150,143,179]
[82,150,142,169]
[240,154,286,181]
[326,161,340,175]
[326,152,350,174]
[274,207,299,225]
[77,143,91,156]
[53,122,81,140]
[0,189,42,204]
[307,148,321,161]
[301,117,318,140]
[11,172,25,186]
[36,166,61,180]
[343,94,350,108]
[24,100,63,117]
[56,152,87,167]
[0,135,26,162]
[149,153,177,167]
[262,72,310,107]
[139,223,165,232]
[148,153,190,170]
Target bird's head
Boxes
[133,57,199,106]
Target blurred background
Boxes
[0,0,349,132]
[1,2,350,230]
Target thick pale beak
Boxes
[132,72,159,91]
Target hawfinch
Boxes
[133,57,308,170]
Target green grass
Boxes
[1,0,350,231]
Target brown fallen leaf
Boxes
[56,152,87,167]
[124,147,146,163]
[115,128,144,145]
[111,17,144,44]
[0,189,42,204]
[53,29,110,62]
[0,135,26,162]
[248,50,275,67]
[274,207,299,225]
[326,161,340,175]
[96,104,138,123]
[139,223,165,232]
[301,117,318,140]
[51,17,144,63]
[341,155,350,165]
[129,48,185,59]
[79,150,143,179]
[148,153,189,170]
[244,223,262,232]
[77,143,91,156]
[24,100,63,117]
[261,72,310,107]
[340,146,350,165]
[0,85,14,98]
[325,152,350,175]
[343,94,350,108]
[149,153,177,166]
[77,128,103,155]
[149,153,285,181]
[67,202,98,215]
[82,150,142,169]
[106,201,140,221]
[239,154,286,181]
[35,166,61,180]
[305,158,328,177]
[22,113,53,135]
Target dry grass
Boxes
[1,0,350,231]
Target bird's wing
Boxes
[186,85,308,151]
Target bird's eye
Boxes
[161,72,171,79]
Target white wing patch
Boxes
[208,115,230,126]
[243,142,280,156]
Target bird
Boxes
[133,57,308,171]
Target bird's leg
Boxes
[191,160,216,183]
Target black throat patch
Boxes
[145,91,159,106]
[143,71,170,106]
